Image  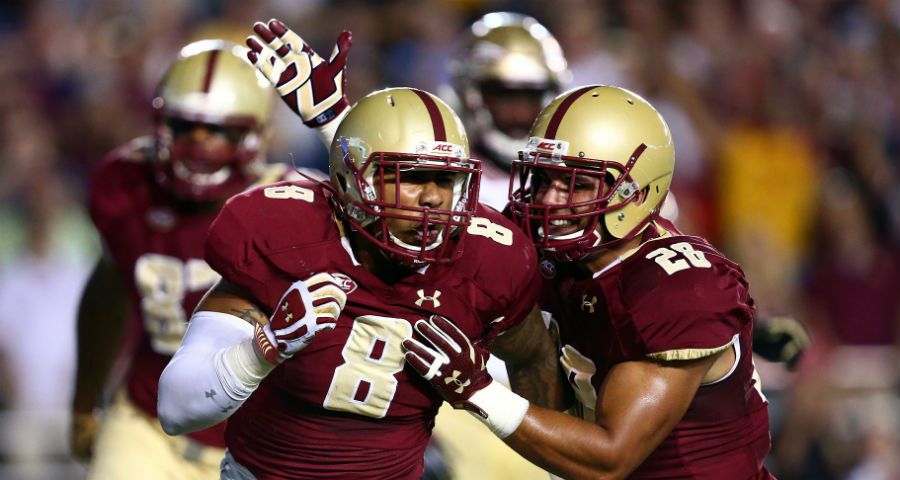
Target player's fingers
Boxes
[269,19,310,57]
[268,18,288,36]
[246,36,264,54]
[312,321,336,335]
[415,319,461,356]
[330,30,352,63]
[402,339,444,380]
[312,299,342,320]
[276,323,309,342]
[403,349,430,376]
[309,283,347,308]
[430,316,477,364]
[245,39,283,84]
[253,21,276,42]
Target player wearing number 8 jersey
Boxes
[403,85,774,479]
[158,86,542,479]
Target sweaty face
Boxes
[378,168,461,247]
[532,168,606,238]
[168,118,251,186]
[480,81,546,139]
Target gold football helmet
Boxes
[451,12,569,166]
[329,88,481,265]
[509,85,674,261]
[152,39,275,201]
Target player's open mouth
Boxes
[413,225,441,244]
[174,162,231,186]
[546,218,579,236]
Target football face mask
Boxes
[337,139,481,265]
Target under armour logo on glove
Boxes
[402,315,491,415]
[253,273,348,365]
[246,19,351,127]
[445,370,471,394]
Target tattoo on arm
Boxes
[492,307,570,410]
[229,306,268,325]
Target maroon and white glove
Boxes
[254,273,347,365]
[402,315,529,438]
[246,19,351,141]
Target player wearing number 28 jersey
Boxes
[540,225,771,478]
[402,85,773,479]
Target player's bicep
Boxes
[594,353,720,472]
[194,278,269,326]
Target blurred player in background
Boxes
[405,86,775,479]
[71,40,283,479]
[157,20,553,480]
[444,12,569,211]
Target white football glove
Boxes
[246,19,351,144]
[253,273,348,365]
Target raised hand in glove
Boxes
[254,273,347,365]
[246,19,351,136]
[752,315,810,370]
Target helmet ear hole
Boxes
[335,173,350,195]
[635,186,650,206]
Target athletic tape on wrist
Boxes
[466,380,529,439]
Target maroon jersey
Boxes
[89,138,289,448]
[205,180,540,480]
[541,230,771,479]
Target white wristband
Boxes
[466,380,529,439]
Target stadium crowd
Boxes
[0,0,898,478]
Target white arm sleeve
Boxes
[158,311,273,436]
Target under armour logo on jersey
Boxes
[415,289,442,307]
[445,370,470,394]
[581,294,597,314]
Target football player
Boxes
[71,40,286,479]
[404,86,775,479]
[156,20,551,479]
[446,11,569,210]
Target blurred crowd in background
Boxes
[0,0,898,479]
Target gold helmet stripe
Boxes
[411,89,446,141]
[201,49,221,93]
[545,85,593,139]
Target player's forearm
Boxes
[73,256,129,413]
[158,311,273,435]
[505,406,631,480]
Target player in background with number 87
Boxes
[70,39,292,480]
[404,85,776,479]
[157,56,552,478]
